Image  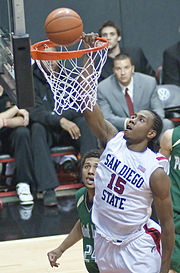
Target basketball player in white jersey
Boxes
[82,101,174,272]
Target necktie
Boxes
[125,88,134,116]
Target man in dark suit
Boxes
[162,41,180,86]
[97,53,174,138]
[98,20,155,81]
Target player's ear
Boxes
[147,129,157,140]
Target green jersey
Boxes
[169,126,180,273]
[76,187,99,273]
[169,125,180,213]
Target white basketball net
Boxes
[35,39,108,115]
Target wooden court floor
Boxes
[0,235,87,273]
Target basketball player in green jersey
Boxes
[47,149,101,273]
[160,125,180,273]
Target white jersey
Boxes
[92,131,161,241]
[156,152,169,174]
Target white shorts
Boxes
[94,219,161,273]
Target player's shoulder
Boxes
[155,152,169,174]
[150,164,169,188]
[75,186,86,203]
[161,128,173,144]
[143,148,161,167]
[156,152,168,161]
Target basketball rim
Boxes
[31,36,108,60]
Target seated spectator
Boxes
[97,53,174,137]
[0,84,34,205]
[98,20,155,81]
[162,41,180,86]
[29,62,98,207]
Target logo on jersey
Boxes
[104,153,145,188]
[102,189,126,210]
[174,155,180,170]
[100,153,146,210]
[138,164,146,173]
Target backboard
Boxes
[0,0,34,109]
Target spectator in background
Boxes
[0,84,34,205]
[98,20,155,81]
[29,63,98,207]
[159,126,180,273]
[162,41,180,86]
[97,53,174,137]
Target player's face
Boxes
[113,58,135,86]
[124,110,156,144]
[82,157,99,189]
[100,26,121,50]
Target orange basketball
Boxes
[44,8,83,46]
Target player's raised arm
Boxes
[81,33,117,147]
[84,104,117,148]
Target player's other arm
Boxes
[47,219,82,268]
[159,129,173,159]
[150,168,175,273]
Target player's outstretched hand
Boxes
[82,32,98,48]
[47,248,62,268]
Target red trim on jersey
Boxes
[156,156,167,161]
[144,224,161,255]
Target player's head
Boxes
[113,53,135,86]
[99,20,121,50]
[81,149,101,189]
[124,110,163,151]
